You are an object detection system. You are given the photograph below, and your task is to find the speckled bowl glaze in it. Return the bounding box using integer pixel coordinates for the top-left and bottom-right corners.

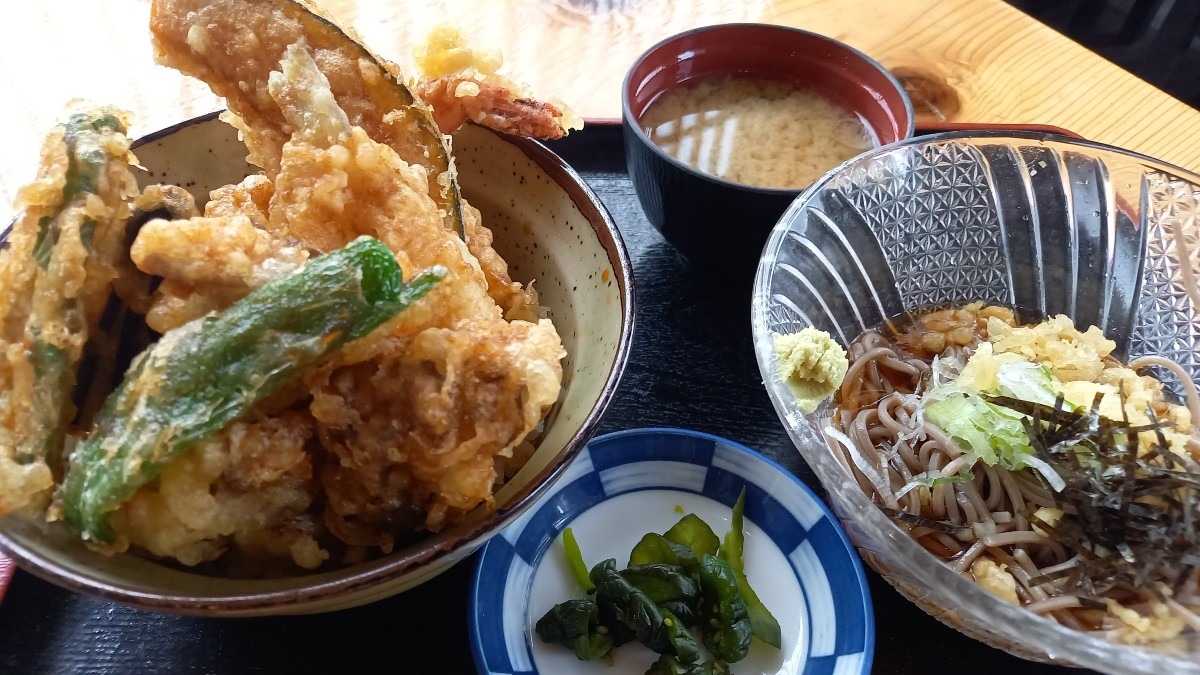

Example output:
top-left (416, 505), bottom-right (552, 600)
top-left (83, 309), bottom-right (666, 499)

top-left (0, 113), bottom-right (634, 616)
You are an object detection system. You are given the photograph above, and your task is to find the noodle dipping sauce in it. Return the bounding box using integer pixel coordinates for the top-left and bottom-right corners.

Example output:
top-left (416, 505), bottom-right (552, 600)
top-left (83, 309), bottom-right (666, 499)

top-left (622, 24), bottom-right (914, 276)
top-left (641, 76), bottom-right (877, 190)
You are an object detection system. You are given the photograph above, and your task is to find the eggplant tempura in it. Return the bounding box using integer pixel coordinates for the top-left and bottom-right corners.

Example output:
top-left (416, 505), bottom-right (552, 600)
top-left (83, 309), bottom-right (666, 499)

top-left (0, 0), bottom-right (569, 574)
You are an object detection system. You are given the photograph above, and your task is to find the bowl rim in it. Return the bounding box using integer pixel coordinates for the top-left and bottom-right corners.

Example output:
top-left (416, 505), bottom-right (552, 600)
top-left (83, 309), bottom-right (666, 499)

top-left (0, 112), bottom-right (637, 615)
top-left (620, 22), bottom-right (918, 196)
top-left (750, 131), bottom-right (1200, 672)
top-left (467, 425), bottom-right (876, 675)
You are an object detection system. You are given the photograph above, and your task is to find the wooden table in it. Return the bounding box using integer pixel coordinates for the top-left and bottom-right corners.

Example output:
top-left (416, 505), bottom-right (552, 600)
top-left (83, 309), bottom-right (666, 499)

top-left (3, 0), bottom-right (1200, 212)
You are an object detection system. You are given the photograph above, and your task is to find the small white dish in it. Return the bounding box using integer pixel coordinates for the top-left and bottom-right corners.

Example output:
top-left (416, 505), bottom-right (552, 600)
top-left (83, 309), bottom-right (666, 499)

top-left (469, 427), bottom-right (874, 675)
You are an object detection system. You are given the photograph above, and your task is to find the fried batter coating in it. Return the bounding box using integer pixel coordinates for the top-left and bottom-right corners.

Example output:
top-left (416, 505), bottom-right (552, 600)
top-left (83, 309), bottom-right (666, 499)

top-left (135, 184), bottom-right (199, 220)
top-left (413, 24), bottom-right (582, 139)
top-left (109, 412), bottom-right (325, 569)
top-left (113, 185), bottom-right (200, 316)
top-left (462, 202), bottom-right (541, 322)
top-left (268, 45), bottom-right (565, 548)
top-left (267, 45), bottom-right (500, 326)
top-left (149, 0), bottom-right (462, 235)
top-left (133, 215), bottom-right (307, 291)
top-left (416, 75), bottom-right (573, 140)
top-left (312, 319), bottom-right (564, 547)
top-left (131, 177), bottom-right (308, 333)
top-left (0, 106), bottom-right (139, 514)
top-left (85, 42), bottom-right (564, 567)
top-left (204, 174), bottom-right (274, 227)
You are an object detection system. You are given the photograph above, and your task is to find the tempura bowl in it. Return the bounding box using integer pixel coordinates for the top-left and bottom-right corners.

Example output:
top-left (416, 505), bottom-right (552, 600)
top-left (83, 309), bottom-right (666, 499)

top-left (0, 113), bottom-right (634, 615)
top-left (751, 131), bottom-right (1200, 673)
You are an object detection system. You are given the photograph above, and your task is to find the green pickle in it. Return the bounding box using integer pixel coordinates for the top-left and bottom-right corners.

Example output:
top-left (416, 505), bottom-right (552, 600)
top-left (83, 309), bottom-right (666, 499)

top-left (542, 493), bottom-right (780, 670)
top-left (591, 558), bottom-right (672, 654)
top-left (664, 514), bottom-right (720, 558)
top-left (719, 488), bottom-right (782, 648)
top-left (61, 236), bottom-right (444, 542)
top-left (698, 553), bottom-right (753, 663)
top-left (533, 598), bottom-right (613, 661)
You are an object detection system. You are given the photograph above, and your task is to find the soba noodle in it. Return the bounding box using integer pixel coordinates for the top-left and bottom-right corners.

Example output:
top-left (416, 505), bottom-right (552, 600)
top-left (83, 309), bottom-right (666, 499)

top-left (827, 303), bottom-right (1200, 645)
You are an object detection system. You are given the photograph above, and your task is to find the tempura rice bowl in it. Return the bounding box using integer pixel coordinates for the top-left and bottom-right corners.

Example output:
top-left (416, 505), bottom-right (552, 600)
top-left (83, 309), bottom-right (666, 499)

top-left (0, 113), bottom-right (633, 616)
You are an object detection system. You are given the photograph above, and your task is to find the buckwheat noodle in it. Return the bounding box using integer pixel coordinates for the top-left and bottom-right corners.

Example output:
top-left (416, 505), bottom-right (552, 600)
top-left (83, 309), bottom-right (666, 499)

top-left (828, 314), bottom-right (1200, 640)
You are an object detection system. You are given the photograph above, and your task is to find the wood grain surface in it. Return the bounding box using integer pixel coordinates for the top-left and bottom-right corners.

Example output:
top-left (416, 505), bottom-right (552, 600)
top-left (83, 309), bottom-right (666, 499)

top-left (2, 0), bottom-right (1200, 215)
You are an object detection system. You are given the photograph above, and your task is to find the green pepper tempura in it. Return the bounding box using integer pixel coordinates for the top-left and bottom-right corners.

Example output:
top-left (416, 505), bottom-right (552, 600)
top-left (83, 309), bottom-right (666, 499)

top-left (62, 237), bottom-right (445, 542)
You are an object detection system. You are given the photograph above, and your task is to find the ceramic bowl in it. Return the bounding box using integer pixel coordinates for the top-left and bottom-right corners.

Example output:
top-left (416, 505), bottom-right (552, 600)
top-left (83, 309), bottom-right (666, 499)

top-left (0, 113), bottom-right (635, 616)
top-left (751, 131), bottom-right (1200, 673)
top-left (470, 427), bottom-right (874, 675)
top-left (622, 23), bottom-right (914, 278)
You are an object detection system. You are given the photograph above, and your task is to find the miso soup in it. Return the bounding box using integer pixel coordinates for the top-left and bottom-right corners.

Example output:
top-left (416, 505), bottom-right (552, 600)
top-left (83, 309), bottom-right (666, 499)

top-left (641, 76), bottom-right (876, 190)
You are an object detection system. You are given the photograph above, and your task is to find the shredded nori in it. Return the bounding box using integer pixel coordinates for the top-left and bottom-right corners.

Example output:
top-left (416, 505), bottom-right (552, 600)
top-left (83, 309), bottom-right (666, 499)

top-left (880, 507), bottom-right (974, 537)
top-left (986, 391), bottom-right (1200, 597)
top-left (880, 388), bottom-right (1200, 602)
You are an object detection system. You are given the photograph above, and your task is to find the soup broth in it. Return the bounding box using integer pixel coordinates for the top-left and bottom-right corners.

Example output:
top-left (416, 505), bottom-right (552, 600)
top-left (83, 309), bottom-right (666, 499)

top-left (641, 76), bottom-right (876, 190)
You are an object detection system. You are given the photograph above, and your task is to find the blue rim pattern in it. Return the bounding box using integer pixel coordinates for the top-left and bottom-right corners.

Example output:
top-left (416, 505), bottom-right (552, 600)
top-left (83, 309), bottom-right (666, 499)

top-left (469, 427), bottom-right (874, 675)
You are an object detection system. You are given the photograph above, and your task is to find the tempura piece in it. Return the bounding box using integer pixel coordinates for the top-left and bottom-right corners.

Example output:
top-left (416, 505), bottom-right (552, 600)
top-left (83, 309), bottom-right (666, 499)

top-left (149, 0), bottom-right (464, 235)
top-left (414, 24), bottom-right (582, 139)
top-left (63, 236), bottom-right (443, 544)
top-left (130, 176), bottom-right (308, 333)
top-left (268, 44), bottom-right (565, 548)
top-left (109, 412), bottom-right (324, 569)
top-left (133, 216), bottom-right (306, 289)
top-left (113, 185), bottom-right (200, 316)
top-left (0, 106), bottom-right (139, 514)
top-left (462, 203), bottom-right (541, 322)
top-left (312, 320), bottom-right (565, 544)
top-left (132, 213), bottom-right (308, 332)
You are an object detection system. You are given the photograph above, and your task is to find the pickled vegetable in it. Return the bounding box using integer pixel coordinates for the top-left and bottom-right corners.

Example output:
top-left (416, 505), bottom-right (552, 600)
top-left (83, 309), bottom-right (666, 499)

top-left (718, 488), bottom-right (781, 648)
top-left (621, 564), bottom-right (700, 606)
top-left (698, 554), bottom-right (752, 663)
top-left (592, 558), bottom-right (672, 654)
top-left (538, 495), bottom-right (779, 669)
top-left (665, 514), bottom-right (720, 558)
top-left (563, 527), bottom-right (594, 592)
top-left (660, 606), bottom-right (700, 664)
top-left (630, 532), bottom-right (698, 573)
top-left (534, 598), bottom-right (613, 661)
top-left (646, 655), bottom-right (731, 675)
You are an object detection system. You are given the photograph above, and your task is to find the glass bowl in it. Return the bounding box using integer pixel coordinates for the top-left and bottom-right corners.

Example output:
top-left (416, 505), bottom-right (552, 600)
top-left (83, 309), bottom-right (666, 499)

top-left (751, 131), bottom-right (1200, 673)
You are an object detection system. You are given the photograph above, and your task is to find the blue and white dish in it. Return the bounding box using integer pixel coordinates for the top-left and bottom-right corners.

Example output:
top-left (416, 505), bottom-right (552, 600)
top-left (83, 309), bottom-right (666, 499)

top-left (469, 427), bottom-right (874, 675)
